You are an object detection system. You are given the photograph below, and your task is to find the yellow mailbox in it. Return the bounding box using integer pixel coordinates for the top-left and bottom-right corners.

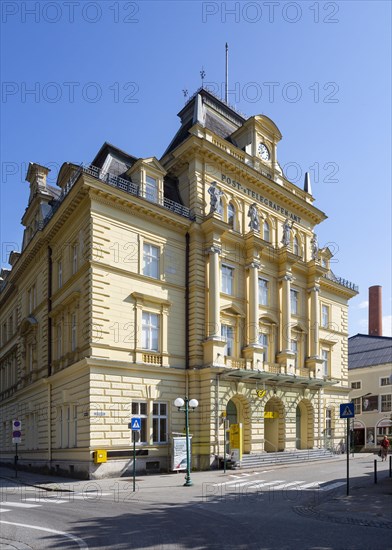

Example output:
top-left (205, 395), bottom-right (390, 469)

top-left (94, 449), bottom-right (107, 464)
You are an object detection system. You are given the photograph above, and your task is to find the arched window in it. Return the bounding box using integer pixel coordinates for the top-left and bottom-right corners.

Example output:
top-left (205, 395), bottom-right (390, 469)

top-left (293, 236), bottom-right (300, 256)
top-left (228, 202), bottom-right (235, 228)
top-left (263, 221), bottom-right (270, 242)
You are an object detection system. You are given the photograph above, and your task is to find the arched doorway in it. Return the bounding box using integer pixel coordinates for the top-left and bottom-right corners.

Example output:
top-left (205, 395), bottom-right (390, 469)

top-left (296, 400), bottom-right (314, 449)
top-left (264, 397), bottom-right (285, 452)
top-left (225, 396), bottom-right (251, 453)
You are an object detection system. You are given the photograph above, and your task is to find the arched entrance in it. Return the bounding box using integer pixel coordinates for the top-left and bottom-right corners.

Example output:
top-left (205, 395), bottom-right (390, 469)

top-left (264, 397), bottom-right (285, 452)
top-left (225, 396), bottom-right (251, 453)
top-left (296, 400), bottom-right (314, 449)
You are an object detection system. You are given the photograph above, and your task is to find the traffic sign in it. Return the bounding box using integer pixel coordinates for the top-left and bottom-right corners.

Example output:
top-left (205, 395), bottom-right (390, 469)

top-left (340, 403), bottom-right (355, 418)
top-left (12, 420), bottom-right (22, 444)
top-left (130, 418), bottom-right (141, 431)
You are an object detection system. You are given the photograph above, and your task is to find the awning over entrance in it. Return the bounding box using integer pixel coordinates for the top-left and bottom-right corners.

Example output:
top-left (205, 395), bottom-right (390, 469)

top-left (216, 367), bottom-right (339, 388)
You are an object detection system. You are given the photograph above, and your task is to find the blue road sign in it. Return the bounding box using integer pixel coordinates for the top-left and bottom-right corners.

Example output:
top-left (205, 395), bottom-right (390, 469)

top-left (130, 418), bottom-right (141, 431)
top-left (340, 403), bottom-right (355, 418)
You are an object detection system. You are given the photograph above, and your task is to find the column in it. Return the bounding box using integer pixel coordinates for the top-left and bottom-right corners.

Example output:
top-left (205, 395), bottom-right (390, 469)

top-left (246, 261), bottom-right (260, 346)
top-left (281, 274), bottom-right (293, 352)
top-left (206, 245), bottom-right (221, 339)
top-left (309, 285), bottom-right (320, 358)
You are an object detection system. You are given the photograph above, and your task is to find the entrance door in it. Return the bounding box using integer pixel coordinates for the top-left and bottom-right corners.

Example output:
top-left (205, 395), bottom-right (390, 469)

top-left (226, 400), bottom-right (238, 454)
top-left (296, 405), bottom-right (301, 449)
top-left (264, 397), bottom-right (284, 452)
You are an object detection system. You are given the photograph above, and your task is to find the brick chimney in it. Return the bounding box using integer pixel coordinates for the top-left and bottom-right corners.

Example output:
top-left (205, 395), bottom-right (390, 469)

top-left (369, 285), bottom-right (382, 336)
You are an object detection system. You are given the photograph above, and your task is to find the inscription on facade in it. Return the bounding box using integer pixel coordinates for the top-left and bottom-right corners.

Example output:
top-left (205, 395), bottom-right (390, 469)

top-left (220, 173), bottom-right (302, 223)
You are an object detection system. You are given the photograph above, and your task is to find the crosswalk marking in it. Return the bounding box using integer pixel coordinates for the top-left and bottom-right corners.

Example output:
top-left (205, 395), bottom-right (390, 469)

top-left (24, 498), bottom-right (69, 504)
top-left (211, 478), bottom-right (343, 492)
top-left (0, 502), bottom-right (41, 508)
top-left (0, 509), bottom-right (11, 513)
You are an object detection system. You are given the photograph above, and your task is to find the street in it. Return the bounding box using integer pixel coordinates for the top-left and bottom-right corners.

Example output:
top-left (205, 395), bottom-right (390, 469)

top-left (1, 455), bottom-right (391, 549)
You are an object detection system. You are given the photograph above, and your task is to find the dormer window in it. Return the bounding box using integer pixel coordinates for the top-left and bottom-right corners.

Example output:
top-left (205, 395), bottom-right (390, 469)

top-left (145, 175), bottom-right (158, 203)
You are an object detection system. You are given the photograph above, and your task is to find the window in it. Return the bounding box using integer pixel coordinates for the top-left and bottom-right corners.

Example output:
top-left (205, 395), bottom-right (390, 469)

top-left (217, 197), bottom-right (223, 216)
top-left (145, 175), bottom-right (158, 203)
top-left (57, 405), bottom-right (77, 449)
top-left (228, 203), bottom-right (235, 228)
top-left (71, 313), bottom-right (77, 352)
top-left (142, 312), bottom-right (159, 351)
top-left (143, 243), bottom-right (160, 279)
top-left (28, 343), bottom-right (33, 372)
top-left (58, 261), bottom-right (63, 289)
top-left (380, 377), bottom-right (392, 387)
top-left (351, 381), bottom-right (361, 390)
top-left (325, 409), bottom-right (332, 437)
top-left (153, 402), bottom-right (167, 443)
top-left (72, 406), bottom-right (78, 448)
top-left (131, 402), bottom-right (148, 443)
top-left (291, 339), bottom-right (298, 368)
top-left (259, 332), bottom-right (269, 362)
top-left (57, 407), bottom-right (63, 448)
top-left (263, 221), bottom-right (270, 242)
top-left (321, 349), bottom-right (329, 377)
top-left (290, 289), bottom-right (299, 315)
top-left (352, 397), bottom-right (361, 415)
top-left (57, 324), bottom-right (62, 359)
top-left (381, 394), bottom-right (391, 412)
top-left (72, 244), bottom-right (78, 275)
top-left (293, 236), bottom-right (300, 256)
top-left (28, 285), bottom-right (36, 314)
top-left (221, 324), bottom-right (234, 356)
top-left (258, 278), bottom-right (269, 306)
top-left (321, 305), bottom-right (329, 328)
top-left (2, 323), bottom-right (7, 345)
top-left (221, 265), bottom-right (234, 295)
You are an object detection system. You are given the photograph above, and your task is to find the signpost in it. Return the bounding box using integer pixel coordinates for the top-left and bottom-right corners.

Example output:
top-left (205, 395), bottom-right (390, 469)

top-left (12, 420), bottom-right (21, 478)
top-left (340, 403), bottom-right (355, 496)
top-left (128, 418), bottom-right (141, 492)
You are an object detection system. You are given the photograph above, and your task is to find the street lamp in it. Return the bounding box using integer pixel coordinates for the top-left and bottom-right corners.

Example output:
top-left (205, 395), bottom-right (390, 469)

top-left (174, 396), bottom-right (199, 486)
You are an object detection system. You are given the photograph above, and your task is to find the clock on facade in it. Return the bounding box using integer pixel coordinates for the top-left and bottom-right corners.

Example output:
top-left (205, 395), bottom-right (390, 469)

top-left (258, 142), bottom-right (270, 161)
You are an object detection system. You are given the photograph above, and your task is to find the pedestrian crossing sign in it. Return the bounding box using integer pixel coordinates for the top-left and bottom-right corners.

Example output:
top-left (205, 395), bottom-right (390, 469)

top-left (340, 403), bottom-right (355, 418)
top-left (130, 418), bottom-right (141, 431)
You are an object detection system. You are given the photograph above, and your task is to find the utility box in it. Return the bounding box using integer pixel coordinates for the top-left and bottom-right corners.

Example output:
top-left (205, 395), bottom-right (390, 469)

top-left (94, 450), bottom-right (107, 464)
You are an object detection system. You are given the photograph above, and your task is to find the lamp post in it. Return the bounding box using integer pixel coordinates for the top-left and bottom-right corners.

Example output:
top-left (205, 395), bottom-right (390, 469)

top-left (174, 396), bottom-right (199, 486)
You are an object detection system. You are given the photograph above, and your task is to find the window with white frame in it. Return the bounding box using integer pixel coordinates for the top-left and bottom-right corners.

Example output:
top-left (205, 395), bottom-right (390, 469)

top-left (57, 405), bottom-right (77, 449)
top-left (351, 381), bottom-right (361, 389)
top-left (381, 394), bottom-right (391, 412)
top-left (72, 244), bottom-right (78, 275)
top-left (321, 349), bottom-right (329, 376)
top-left (258, 278), bottom-right (269, 306)
top-left (143, 243), bottom-right (160, 279)
top-left (57, 323), bottom-right (62, 359)
top-left (228, 202), bottom-right (235, 228)
top-left (221, 324), bottom-right (234, 356)
top-left (71, 313), bottom-right (77, 352)
top-left (152, 402), bottom-right (167, 443)
top-left (352, 397), bottom-right (361, 415)
top-left (321, 305), bottom-right (329, 328)
top-left (290, 289), bottom-right (299, 315)
top-left (380, 377), bottom-right (392, 387)
top-left (28, 284), bottom-right (36, 314)
top-left (291, 339), bottom-right (298, 368)
top-left (221, 265), bottom-right (234, 295)
top-left (293, 236), bottom-right (300, 256)
top-left (145, 175), bottom-right (158, 203)
top-left (58, 261), bottom-right (63, 289)
top-left (263, 221), bottom-right (270, 242)
top-left (142, 312), bottom-right (159, 351)
top-left (131, 401), bottom-right (148, 443)
top-left (259, 332), bottom-right (269, 362)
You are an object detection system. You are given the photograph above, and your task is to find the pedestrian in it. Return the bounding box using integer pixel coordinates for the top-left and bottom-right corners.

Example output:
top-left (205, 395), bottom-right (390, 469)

top-left (380, 435), bottom-right (390, 461)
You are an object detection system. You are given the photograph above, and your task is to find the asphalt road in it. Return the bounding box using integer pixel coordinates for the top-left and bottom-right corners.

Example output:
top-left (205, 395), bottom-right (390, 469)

top-left (0, 456), bottom-right (390, 549)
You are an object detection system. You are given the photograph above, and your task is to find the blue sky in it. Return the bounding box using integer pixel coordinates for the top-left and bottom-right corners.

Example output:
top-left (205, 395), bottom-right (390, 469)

top-left (1, 0), bottom-right (391, 336)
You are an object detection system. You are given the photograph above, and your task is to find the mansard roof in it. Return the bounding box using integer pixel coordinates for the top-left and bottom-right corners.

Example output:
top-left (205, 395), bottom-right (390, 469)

top-left (348, 334), bottom-right (392, 369)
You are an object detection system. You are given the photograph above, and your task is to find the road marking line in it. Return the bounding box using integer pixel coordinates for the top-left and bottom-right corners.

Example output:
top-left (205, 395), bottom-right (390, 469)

top-left (271, 481), bottom-right (305, 490)
top-left (0, 509), bottom-right (11, 513)
top-left (24, 498), bottom-right (69, 504)
top-left (247, 480), bottom-right (285, 488)
top-left (297, 482), bottom-right (321, 489)
top-left (0, 502), bottom-right (41, 508)
top-left (319, 481), bottom-right (346, 491)
top-left (0, 521), bottom-right (88, 549)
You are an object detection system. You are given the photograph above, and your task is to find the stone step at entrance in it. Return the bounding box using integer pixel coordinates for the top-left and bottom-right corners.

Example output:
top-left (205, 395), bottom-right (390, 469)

top-left (234, 448), bottom-right (339, 469)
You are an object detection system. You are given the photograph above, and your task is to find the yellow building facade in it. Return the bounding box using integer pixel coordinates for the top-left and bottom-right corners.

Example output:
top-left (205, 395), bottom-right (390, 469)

top-left (0, 89), bottom-right (358, 477)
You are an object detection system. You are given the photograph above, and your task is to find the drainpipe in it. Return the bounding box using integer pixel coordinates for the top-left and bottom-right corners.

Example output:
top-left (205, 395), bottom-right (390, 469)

top-left (185, 232), bottom-right (190, 396)
top-left (47, 381), bottom-right (52, 463)
top-left (318, 388), bottom-right (322, 448)
top-left (216, 374), bottom-right (220, 461)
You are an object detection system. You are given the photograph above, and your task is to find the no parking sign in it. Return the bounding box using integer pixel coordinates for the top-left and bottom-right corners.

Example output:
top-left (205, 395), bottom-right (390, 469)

top-left (12, 419), bottom-right (22, 444)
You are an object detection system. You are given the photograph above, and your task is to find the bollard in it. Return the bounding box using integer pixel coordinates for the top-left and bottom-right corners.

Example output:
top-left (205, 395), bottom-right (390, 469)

top-left (374, 459), bottom-right (377, 484)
